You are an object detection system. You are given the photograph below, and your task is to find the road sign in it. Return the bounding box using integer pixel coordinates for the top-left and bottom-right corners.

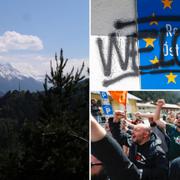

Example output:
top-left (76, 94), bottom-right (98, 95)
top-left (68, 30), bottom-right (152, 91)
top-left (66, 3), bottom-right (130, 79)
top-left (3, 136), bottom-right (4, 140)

top-left (100, 91), bottom-right (108, 100)
top-left (102, 104), bottom-right (113, 116)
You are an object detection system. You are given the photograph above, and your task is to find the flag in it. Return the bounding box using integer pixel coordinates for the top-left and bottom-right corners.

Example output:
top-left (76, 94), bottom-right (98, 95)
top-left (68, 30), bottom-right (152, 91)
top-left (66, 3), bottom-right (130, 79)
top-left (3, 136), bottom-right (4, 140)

top-left (137, 0), bottom-right (180, 89)
top-left (108, 91), bottom-right (127, 106)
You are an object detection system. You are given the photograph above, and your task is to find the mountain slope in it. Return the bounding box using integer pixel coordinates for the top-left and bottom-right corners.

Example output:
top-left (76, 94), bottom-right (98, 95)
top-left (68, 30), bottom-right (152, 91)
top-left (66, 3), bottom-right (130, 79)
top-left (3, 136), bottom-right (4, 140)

top-left (0, 63), bottom-right (43, 92)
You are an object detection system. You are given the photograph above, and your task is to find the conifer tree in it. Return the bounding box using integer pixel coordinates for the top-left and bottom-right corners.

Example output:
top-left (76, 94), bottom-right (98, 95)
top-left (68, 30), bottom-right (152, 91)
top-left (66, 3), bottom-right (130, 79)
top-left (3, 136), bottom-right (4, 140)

top-left (39, 49), bottom-right (88, 178)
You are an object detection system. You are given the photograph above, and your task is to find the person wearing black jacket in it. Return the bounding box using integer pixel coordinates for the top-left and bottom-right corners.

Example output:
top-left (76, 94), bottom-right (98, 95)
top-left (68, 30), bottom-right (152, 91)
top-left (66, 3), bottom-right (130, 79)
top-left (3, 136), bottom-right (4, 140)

top-left (91, 115), bottom-right (168, 180)
top-left (134, 112), bottom-right (170, 154)
top-left (107, 110), bottom-right (130, 146)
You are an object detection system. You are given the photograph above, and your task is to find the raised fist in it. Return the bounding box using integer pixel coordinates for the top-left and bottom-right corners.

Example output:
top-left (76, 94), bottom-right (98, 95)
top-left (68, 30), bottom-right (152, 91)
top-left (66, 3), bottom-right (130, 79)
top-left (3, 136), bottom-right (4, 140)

top-left (135, 112), bottom-right (142, 117)
top-left (156, 99), bottom-right (165, 107)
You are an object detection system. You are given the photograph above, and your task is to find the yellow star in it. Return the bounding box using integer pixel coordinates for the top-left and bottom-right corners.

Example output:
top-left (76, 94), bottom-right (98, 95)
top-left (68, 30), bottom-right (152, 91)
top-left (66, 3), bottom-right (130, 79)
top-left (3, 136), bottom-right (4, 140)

top-left (143, 38), bottom-right (156, 47)
top-left (150, 13), bottom-right (158, 25)
top-left (166, 72), bottom-right (177, 84)
top-left (162, 0), bottom-right (173, 9)
top-left (150, 56), bottom-right (159, 64)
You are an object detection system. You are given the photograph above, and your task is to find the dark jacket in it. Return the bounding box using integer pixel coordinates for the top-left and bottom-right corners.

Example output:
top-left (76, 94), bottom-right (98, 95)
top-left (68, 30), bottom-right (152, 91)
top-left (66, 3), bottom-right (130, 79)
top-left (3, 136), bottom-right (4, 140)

top-left (108, 117), bottom-right (121, 144)
top-left (108, 117), bottom-right (130, 146)
top-left (121, 133), bottom-right (169, 180)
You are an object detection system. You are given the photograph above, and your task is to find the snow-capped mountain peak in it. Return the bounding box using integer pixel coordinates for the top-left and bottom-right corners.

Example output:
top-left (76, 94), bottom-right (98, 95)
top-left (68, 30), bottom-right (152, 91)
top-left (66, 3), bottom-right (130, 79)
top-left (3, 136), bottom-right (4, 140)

top-left (0, 63), bottom-right (43, 92)
top-left (0, 63), bottom-right (23, 80)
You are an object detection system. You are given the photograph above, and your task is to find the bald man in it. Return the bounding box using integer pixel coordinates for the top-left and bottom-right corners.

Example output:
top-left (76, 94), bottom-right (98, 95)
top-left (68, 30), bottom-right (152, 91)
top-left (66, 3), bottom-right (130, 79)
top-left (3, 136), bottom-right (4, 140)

top-left (91, 116), bottom-right (168, 180)
top-left (134, 112), bottom-right (169, 154)
top-left (131, 124), bottom-right (151, 145)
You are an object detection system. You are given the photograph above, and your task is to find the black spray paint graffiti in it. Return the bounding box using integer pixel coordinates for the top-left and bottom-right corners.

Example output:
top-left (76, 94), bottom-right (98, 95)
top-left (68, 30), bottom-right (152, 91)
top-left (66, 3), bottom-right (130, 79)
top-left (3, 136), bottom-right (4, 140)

top-left (97, 35), bottom-right (139, 87)
top-left (96, 16), bottom-right (180, 87)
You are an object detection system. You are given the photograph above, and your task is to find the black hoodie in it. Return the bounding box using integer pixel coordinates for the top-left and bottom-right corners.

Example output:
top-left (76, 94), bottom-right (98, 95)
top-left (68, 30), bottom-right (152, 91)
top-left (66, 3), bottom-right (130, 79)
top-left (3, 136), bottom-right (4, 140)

top-left (119, 132), bottom-right (169, 180)
top-left (92, 133), bottom-right (168, 180)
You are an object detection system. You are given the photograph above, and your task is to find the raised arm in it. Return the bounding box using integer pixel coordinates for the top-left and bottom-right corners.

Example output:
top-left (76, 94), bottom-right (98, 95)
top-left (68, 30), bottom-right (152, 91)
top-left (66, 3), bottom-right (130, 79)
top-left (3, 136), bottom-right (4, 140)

top-left (91, 115), bottom-right (140, 180)
top-left (153, 99), bottom-right (166, 129)
top-left (91, 115), bottom-right (106, 142)
top-left (135, 112), bottom-right (154, 119)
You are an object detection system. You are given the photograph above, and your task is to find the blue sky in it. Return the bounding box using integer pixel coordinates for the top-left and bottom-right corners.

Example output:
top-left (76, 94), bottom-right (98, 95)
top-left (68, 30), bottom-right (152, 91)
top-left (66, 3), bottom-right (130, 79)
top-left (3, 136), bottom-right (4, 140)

top-left (0, 0), bottom-right (88, 80)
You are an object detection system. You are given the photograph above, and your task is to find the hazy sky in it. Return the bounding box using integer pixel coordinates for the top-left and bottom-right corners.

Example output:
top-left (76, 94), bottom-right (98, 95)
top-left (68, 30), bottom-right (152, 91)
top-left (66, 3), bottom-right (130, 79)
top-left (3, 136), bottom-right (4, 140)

top-left (0, 0), bottom-right (88, 80)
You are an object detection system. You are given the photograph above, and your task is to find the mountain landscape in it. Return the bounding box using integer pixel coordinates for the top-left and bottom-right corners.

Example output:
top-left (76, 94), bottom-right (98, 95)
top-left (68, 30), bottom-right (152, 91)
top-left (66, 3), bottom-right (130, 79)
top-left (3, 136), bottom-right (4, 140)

top-left (0, 50), bottom-right (89, 179)
top-left (0, 63), bottom-right (43, 93)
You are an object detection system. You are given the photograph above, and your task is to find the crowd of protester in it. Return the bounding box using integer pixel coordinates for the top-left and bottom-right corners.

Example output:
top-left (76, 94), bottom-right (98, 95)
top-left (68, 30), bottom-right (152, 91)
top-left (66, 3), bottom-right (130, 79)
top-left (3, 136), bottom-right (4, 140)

top-left (91, 99), bottom-right (180, 180)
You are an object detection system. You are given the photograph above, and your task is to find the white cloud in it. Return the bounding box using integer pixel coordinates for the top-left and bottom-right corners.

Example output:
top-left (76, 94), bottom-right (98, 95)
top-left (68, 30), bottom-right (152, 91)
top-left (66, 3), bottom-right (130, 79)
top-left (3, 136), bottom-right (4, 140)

top-left (0, 31), bottom-right (43, 52)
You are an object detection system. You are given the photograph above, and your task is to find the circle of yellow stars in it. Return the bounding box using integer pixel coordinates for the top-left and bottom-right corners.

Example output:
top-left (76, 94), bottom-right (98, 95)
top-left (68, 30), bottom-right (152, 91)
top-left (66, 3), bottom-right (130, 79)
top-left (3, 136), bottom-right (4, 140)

top-left (141, 0), bottom-right (177, 85)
